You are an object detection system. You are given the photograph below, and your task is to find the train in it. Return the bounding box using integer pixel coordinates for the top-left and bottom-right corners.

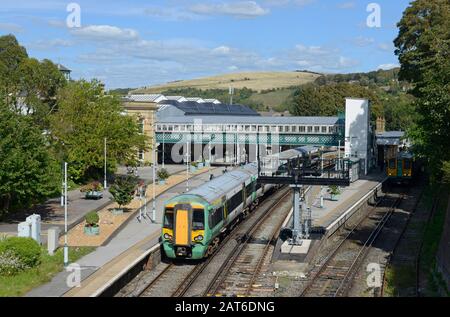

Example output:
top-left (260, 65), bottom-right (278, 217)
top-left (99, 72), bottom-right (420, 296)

top-left (386, 151), bottom-right (414, 184)
top-left (161, 146), bottom-right (322, 260)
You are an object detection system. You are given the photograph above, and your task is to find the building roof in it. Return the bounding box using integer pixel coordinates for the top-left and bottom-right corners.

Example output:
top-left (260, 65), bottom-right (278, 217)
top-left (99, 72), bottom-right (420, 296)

top-left (125, 94), bottom-right (167, 103)
top-left (56, 63), bottom-right (71, 72)
top-left (185, 97), bottom-right (206, 103)
top-left (158, 114), bottom-right (340, 125)
top-left (376, 131), bottom-right (406, 146)
top-left (203, 99), bottom-right (221, 104)
top-left (158, 100), bottom-right (260, 116)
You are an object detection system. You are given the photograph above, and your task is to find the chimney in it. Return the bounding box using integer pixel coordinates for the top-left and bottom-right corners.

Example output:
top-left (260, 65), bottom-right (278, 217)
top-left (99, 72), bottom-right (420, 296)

top-left (376, 117), bottom-right (386, 133)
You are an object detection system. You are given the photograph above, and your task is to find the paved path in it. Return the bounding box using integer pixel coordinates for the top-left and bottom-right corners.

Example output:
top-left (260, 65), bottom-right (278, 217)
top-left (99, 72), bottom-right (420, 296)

top-left (0, 165), bottom-right (188, 237)
top-left (26, 166), bottom-right (225, 297)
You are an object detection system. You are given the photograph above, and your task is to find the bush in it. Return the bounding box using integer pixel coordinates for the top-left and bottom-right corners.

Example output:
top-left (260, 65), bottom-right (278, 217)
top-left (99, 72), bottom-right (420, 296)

top-left (157, 168), bottom-right (170, 181)
top-left (109, 176), bottom-right (137, 208)
top-left (0, 250), bottom-right (29, 276)
top-left (80, 181), bottom-right (103, 193)
top-left (0, 237), bottom-right (41, 268)
top-left (85, 211), bottom-right (99, 227)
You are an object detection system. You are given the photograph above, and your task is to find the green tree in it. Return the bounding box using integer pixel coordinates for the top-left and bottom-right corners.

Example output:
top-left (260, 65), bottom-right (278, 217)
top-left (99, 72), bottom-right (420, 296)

top-left (50, 80), bottom-right (148, 182)
top-left (109, 176), bottom-right (137, 209)
top-left (0, 102), bottom-right (59, 217)
top-left (394, 0), bottom-right (450, 179)
top-left (289, 83), bottom-right (384, 121)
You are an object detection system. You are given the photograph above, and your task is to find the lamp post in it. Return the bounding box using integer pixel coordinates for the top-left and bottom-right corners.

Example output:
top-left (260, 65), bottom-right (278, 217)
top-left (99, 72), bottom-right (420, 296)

top-left (104, 137), bottom-right (107, 189)
top-left (186, 138), bottom-right (190, 192)
top-left (63, 162), bottom-right (69, 267)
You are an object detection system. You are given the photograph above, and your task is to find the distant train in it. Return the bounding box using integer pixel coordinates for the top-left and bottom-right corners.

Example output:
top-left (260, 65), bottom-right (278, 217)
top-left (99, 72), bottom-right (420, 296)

top-left (387, 151), bottom-right (414, 184)
top-left (161, 146), bottom-right (320, 260)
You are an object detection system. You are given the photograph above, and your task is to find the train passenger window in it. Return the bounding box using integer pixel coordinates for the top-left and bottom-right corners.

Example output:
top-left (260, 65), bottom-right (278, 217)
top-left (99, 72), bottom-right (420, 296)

top-left (209, 207), bottom-right (224, 229)
top-left (228, 191), bottom-right (243, 212)
top-left (192, 209), bottom-right (204, 230)
top-left (404, 160), bottom-right (411, 170)
top-left (163, 209), bottom-right (174, 229)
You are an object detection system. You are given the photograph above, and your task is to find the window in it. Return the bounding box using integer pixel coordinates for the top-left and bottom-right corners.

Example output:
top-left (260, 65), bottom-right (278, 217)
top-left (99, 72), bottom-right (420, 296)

top-left (307, 126), bottom-right (313, 133)
top-left (285, 126), bottom-right (290, 133)
top-left (192, 209), bottom-right (204, 230)
top-left (314, 126), bottom-right (320, 133)
top-left (292, 126), bottom-right (297, 133)
top-left (389, 159), bottom-right (396, 169)
top-left (251, 125), bottom-right (257, 132)
top-left (278, 126), bottom-right (284, 133)
top-left (404, 159), bottom-right (411, 170)
top-left (209, 207), bottom-right (224, 229)
top-left (163, 208), bottom-right (174, 229)
top-left (228, 191), bottom-right (243, 212)
top-left (139, 118), bottom-right (145, 134)
top-left (328, 126), bottom-right (334, 133)
top-left (299, 126), bottom-right (306, 133)
top-left (138, 150), bottom-right (144, 161)
top-left (321, 126), bottom-right (327, 133)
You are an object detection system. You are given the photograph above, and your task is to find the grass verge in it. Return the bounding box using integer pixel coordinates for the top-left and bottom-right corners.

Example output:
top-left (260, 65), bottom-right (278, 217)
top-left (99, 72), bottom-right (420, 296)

top-left (0, 246), bottom-right (94, 297)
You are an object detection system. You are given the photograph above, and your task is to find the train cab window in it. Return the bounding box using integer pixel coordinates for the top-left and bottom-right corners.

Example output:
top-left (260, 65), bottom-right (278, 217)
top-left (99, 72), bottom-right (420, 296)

top-left (192, 209), bottom-right (204, 230)
top-left (163, 208), bottom-right (174, 229)
top-left (404, 160), bottom-right (411, 170)
top-left (389, 159), bottom-right (396, 169)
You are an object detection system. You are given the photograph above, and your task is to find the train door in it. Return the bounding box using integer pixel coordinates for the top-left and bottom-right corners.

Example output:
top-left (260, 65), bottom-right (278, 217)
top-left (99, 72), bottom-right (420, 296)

top-left (397, 159), bottom-right (403, 177)
top-left (174, 204), bottom-right (192, 246)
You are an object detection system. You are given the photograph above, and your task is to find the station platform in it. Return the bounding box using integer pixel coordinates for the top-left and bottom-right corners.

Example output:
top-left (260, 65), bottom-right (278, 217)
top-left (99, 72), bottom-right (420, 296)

top-left (275, 171), bottom-right (386, 261)
top-left (26, 167), bottom-right (226, 297)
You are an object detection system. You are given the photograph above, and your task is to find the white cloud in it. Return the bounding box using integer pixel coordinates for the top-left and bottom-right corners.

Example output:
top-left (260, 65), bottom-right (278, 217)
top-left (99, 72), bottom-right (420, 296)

top-left (189, 1), bottom-right (270, 18)
top-left (0, 22), bottom-right (24, 33)
top-left (378, 42), bottom-right (394, 52)
top-left (337, 1), bottom-right (356, 9)
top-left (70, 25), bottom-right (139, 41)
top-left (29, 39), bottom-right (74, 50)
top-left (353, 36), bottom-right (375, 47)
top-left (377, 63), bottom-right (399, 70)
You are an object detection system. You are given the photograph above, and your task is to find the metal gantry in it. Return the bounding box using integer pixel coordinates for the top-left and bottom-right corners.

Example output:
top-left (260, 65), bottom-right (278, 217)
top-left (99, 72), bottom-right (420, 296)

top-left (258, 153), bottom-right (350, 245)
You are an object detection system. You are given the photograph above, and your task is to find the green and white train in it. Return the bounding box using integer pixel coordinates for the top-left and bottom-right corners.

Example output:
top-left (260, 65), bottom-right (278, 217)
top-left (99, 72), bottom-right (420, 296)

top-left (161, 146), bottom-right (319, 260)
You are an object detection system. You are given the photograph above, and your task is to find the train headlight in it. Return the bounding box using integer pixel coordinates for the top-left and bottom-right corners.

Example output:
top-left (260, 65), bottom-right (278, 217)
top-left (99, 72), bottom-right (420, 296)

top-left (194, 235), bottom-right (204, 242)
top-left (164, 233), bottom-right (173, 240)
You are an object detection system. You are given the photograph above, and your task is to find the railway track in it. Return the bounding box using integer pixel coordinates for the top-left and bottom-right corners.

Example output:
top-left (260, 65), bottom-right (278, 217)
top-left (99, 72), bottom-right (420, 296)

top-left (131, 187), bottom-right (291, 297)
top-left (300, 192), bottom-right (404, 297)
top-left (203, 190), bottom-right (292, 297)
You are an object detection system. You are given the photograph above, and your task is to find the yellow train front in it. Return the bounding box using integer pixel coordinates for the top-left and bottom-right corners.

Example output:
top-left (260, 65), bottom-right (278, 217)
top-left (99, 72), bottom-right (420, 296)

top-left (387, 152), bottom-right (414, 184)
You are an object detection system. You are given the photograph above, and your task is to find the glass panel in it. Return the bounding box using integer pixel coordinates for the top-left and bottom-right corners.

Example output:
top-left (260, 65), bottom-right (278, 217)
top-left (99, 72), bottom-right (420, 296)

top-left (163, 209), bottom-right (174, 229)
top-left (192, 209), bottom-right (204, 230)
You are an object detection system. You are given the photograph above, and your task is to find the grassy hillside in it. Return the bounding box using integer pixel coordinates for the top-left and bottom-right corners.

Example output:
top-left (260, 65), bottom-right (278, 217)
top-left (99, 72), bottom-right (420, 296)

top-left (132, 71), bottom-right (320, 93)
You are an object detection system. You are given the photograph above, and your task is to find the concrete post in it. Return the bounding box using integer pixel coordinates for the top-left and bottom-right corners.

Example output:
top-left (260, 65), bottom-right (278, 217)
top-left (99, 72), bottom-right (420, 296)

top-left (47, 227), bottom-right (60, 255)
top-left (292, 185), bottom-right (303, 244)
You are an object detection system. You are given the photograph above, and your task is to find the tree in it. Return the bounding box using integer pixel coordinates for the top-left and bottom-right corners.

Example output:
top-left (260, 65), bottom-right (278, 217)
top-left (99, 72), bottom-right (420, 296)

top-left (394, 0), bottom-right (450, 179)
top-left (289, 83), bottom-right (384, 121)
top-left (49, 80), bottom-right (148, 182)
top-left (0, 102), bottom-right (59, 217)
top-left (0, 35), bottom-right (66, 127)
top-left (109, 176), bottom-right (137, 209)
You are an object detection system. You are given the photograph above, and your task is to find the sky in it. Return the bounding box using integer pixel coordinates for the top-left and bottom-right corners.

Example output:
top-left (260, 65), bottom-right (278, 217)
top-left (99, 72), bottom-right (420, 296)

top-left (0, 0), bottom-right (412, 89)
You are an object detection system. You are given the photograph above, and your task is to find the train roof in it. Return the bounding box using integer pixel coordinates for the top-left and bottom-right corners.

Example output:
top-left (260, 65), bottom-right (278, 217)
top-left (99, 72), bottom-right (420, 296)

top-left (186, 164), bottom-right (257, 204)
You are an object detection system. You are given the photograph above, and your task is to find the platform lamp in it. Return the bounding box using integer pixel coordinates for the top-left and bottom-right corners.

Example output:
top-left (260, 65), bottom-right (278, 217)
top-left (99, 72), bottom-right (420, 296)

top-left (63, 162), bottom-right (69, 267)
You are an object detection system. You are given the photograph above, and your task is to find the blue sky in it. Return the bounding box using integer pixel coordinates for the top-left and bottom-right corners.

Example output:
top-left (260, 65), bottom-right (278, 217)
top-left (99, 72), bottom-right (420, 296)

top-left (0, 0), bottom-right (412, 89)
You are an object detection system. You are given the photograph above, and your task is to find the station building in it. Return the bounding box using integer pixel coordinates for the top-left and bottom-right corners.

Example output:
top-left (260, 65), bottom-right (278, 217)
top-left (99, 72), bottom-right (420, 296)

top-left (122, 94), bottom-right (377, 175)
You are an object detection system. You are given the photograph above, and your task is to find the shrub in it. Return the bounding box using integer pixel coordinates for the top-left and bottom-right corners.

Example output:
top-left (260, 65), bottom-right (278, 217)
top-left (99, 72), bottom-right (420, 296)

top-left (328, 185), bottom-right (341, 196)
top-left (80, 181), bottom-right (103, 193)
top-left (109, 176), bottom-right (137, 208)
top-left (0, 250), bottom-right (29, 276)
top-left (0, 237), bottom-right (41, 268)
top-left (157, 168), bottom-right (170, 181)
top-left (85, 211), bottom-right (99, 227)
